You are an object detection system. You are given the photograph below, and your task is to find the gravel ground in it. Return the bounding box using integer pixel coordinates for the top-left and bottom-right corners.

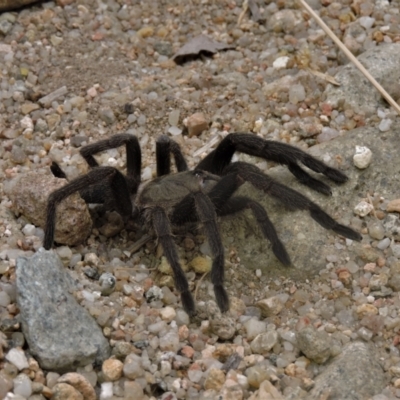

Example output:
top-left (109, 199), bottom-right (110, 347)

top-left (1, 0), bottom-right (400, 399)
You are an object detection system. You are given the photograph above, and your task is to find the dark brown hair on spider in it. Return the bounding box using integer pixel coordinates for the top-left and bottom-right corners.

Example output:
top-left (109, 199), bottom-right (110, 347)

top-left (44, 132), bottom-right (362, 316)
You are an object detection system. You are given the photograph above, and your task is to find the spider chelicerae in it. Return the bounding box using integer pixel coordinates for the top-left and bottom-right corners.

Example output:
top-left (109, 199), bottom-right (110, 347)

top-left (44, 132), bottom-right (362, 316)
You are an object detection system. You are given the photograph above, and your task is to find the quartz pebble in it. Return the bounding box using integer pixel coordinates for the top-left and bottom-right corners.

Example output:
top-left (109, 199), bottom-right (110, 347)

top-left (354, 201), bottom-right (374, 217)
top-left (5, 348), bottom-right (29, 370)
top-left (353, 146), bottom-right (372, 169)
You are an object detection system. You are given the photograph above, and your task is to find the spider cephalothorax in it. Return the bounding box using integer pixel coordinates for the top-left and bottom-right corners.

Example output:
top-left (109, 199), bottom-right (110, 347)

top-left (44, 132), bottom-right (361, 316)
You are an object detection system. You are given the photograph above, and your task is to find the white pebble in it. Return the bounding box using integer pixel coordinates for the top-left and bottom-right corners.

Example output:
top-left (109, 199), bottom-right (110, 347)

top-left (289, 84), bottom-right (305, 104)
top-left (20, 115), bottom-right (33, 130)
top-left (354, 201), bottom-right (374, 217)
top-left (353, 146), bottom-right (372, 169)
top-left (379, 118), bottom-right (392, 132)
top-left (141, 166), bottom-right (152, 181)
top-left (22, 223), bottom-right (36, 236)
top-left (377, 237), bottom-right (391, 250)
top-left (188, 368), bottom-right (203, 383)
top-left (100, 382), bottom-right (113, 400)
top-left (107, 157), bottom-right (118, 167)
top-left (255, 269), bottom-right (262, 278)
top-left (13, 373), bottom-right (32, 398)
top-left (359, 16), bottom-right (375, 29)
top-left (168, 126), bottom-right (182, 136)
top-left (272, 56), bottom-right (289, 69)
top-left (5, 348), bottom-right (29, 370)
top-left (168, 109), bottom-right (180, 126)
top-left (0, 291), bottom-right (11, 307)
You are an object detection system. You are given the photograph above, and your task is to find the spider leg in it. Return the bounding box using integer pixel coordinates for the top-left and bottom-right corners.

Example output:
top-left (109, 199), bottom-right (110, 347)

top-left (44, 167), bottom-right (132, 250)
top-left (50, 161), bottom-right (67, 179)
top-left (193, 192), bottom-right (229, 313)
top-left (167, 189), bottom-right (229, 312)
top-left (171, 173), bottom-right (290, 265)
top-left (197, 133), bottom-right (348, 195)
top-left (79, 133), bottom-right (142, 194)
top-left (224, 162), bottom-right (362, 241)
top-left (152, 206), bottom-right (195, 316)
top-left (219, 196), bottom-right (291, 265)
top-left (156, 135), bottom-right (188, 177)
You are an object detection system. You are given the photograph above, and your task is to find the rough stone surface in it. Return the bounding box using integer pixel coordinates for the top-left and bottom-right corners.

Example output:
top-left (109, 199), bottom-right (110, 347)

top-left (16, 249), bottom-right (110, 371)
top-left (296, 326), bottom-right (332, 364)
top-left (5, 170), bottom-right (92, 246)
top-left (222, 122), bottom-right (400, 280)
top-left (324, 43), bottom-right (400, 115)
top-left (309, 341), bottom-right (387, 399)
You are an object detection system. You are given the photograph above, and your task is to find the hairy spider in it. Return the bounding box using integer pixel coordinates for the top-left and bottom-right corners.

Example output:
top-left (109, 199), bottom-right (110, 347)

top-left (44, 133), bottom-right (361, 316)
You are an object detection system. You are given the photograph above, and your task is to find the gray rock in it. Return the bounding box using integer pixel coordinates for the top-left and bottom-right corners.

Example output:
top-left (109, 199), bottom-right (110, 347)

top-left (16, 249), bottom-right (110, 372)
top-left (221, 122), bottom-right (400, 280)
top-left (5, 169), bottom-right (92, 247)
top-left (324, 43), bottom-right (400, 115)
top-left (309, 341), bottom-right (387, 399)
top-left (296, 326), bottom-right (332, 364)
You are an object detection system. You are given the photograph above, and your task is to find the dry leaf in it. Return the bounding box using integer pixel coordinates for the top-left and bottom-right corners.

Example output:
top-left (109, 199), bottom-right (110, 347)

top-left (173, 35), bottom-right (234, 65)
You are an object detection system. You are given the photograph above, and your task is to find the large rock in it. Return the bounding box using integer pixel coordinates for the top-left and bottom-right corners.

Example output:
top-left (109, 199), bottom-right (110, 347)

top-left (309, 341), bottom-right (387, 399)
top-left (220, 122), bottom-right (400, 280)
top-left (5, 169), bottom-right (92, 247)
top-left (16, 249), bottom-right (110, 372)
top-left (324, 43), bottom-right (400, 115)
top-left (0, 0), bottom-right (41, 11)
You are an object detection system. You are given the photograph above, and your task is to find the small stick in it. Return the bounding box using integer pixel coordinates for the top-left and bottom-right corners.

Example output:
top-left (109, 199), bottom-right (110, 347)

top-left (194, 271), bottom-right (209, 301)
top-left (127, 234), bottom-right (152, 254)
top-left (298, 0), bottom-right (400, 115)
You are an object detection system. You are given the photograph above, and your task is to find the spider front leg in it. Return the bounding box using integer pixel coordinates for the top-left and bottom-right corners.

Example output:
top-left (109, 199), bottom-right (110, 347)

top-left (156, 135), bottom-right (188, 177)
top-left (44, 167), bottom-right (132, 250)
top-left (151, 207), bottom-right (195, 316)
top-left (197, 133), bottom-right (348, 195)
top-left (193, 192), bottom-right (229, 313)
top-left (80, 133), bottom-right (142, 194)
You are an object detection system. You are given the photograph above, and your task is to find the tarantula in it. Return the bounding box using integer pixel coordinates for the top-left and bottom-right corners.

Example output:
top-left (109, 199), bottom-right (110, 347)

top-left (44, 132), bottom-right (361, 316)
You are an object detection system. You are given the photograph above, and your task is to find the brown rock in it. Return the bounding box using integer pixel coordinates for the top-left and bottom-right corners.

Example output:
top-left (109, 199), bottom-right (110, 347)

top-left (204, 368), bottom-right (225, 391)
top-left (186, 112), bottom-right (208, 137)
top-left (51, 382), bottom-right (84, 400)
top-left (387, 199), bottom-right (400, 213)
top-left (5, 170), bottom-right (92, 246)
top-left (57, 373), bottom-right (96, 400)
top-left (102, 359), bottom-right (123, 381)
top-left (248, 380), bottom-right (284, 400)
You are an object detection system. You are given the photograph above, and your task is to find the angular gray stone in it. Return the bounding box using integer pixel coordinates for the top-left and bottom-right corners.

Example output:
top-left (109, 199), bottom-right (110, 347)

top-left (324, 43), bottom-right (400, 115)
top-left (309, 341), bottom-right (387, 399)
top-left (296, 326), bottom-right (332, 364)
top-left (220, 122), bottom-right (400, 280)
top-left (16, 249), bottom-right (110, 372)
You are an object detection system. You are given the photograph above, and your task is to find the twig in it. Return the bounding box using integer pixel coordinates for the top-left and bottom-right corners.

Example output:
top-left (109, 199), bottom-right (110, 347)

top-left (127, 234), bottom-right (152, 254)
top-left (194, 271), bottom-right (209, 301)
top-left (298, 0), bottom-right (400, 115)
top-left (237, 0), bottom-right (249, 26)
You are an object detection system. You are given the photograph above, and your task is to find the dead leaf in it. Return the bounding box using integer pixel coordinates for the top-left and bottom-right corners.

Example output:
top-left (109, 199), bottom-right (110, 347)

top-left (173, 35), bottom-right (234, 65)
top-left (306, 68), bottom-right (340, 86)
